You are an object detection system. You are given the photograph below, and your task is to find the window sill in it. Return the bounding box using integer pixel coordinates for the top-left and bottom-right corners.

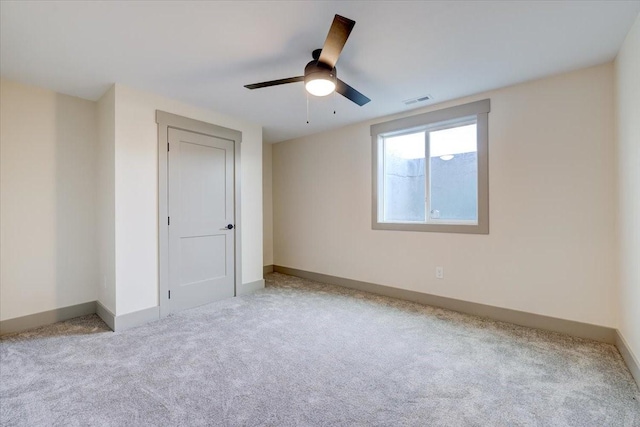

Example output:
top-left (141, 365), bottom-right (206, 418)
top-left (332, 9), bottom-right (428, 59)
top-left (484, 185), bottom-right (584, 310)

top-left (372, 221), bottom-right (488, 234)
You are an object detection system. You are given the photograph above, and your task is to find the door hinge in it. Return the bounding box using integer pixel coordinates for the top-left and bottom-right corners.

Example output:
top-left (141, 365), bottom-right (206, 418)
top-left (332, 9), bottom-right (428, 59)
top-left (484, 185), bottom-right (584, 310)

top-left (168, 290), bottom-right (171, 299)
top-left (168, 216), bottom-right (170, 225)
top-left (167, 143), bottom-right (170, 152)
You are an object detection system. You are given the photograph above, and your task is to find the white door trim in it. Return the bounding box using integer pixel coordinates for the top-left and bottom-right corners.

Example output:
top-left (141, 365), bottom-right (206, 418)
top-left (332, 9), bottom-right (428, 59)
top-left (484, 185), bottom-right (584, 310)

top-left (156, 110), bottom-right (242, 318)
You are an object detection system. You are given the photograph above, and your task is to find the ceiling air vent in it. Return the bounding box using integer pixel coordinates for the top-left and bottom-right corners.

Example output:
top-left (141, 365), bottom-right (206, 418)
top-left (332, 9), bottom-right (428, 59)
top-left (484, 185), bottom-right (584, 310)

top-left (403, 94), bottom-right (433, 106)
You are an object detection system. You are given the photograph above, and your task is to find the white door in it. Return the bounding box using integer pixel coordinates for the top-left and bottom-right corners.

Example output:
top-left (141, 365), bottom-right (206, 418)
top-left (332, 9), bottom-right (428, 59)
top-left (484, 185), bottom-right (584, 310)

top-left (168, 128), bottom-right (235, 312)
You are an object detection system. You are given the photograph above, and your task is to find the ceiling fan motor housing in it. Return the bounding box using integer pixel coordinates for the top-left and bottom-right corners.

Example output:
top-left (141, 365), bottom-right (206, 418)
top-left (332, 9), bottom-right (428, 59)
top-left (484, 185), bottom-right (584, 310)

top-left (304, 60), bottom-right (337, 88)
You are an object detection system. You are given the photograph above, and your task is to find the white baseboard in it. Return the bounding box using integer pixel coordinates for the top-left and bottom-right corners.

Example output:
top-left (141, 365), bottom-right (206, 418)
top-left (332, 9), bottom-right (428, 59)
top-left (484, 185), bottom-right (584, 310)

top-left (0, 300), bottom-right (160, 334)
top-left (2, 282), bottom-right (263, 335)
top-left (114, 306), bottom-right (160, 332)
top-left (238, 279), bottom-right (265, 296)
top-left (97, 302), bottom-right (161, 332)
top-left (95, 301), bottom-right (115, 331)
top-left (0, 302), bottom-right (96, 335)
top-left (616, 330), bottom-right (640, 389)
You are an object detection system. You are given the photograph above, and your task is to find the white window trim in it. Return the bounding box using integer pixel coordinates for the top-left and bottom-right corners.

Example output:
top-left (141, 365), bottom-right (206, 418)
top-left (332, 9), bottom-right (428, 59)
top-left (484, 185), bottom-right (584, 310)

top-left (371, 99), bottom-right (490, 234)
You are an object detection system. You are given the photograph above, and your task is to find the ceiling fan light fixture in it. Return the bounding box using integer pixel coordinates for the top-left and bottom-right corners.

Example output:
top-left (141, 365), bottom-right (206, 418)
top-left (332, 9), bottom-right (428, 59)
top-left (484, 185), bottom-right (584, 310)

top-left (305, 77), bottom-right (336, 97)
top-left (304, 61), bottom-right (336, 97)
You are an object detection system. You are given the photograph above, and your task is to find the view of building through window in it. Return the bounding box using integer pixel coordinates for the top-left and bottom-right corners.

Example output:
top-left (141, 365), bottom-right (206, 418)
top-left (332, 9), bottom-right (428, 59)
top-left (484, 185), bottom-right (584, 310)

top-left (382, 123), bottom-right (478, 223)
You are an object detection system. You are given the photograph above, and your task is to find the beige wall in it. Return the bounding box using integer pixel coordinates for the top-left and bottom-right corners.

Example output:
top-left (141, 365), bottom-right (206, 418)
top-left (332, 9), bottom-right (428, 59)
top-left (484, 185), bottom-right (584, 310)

top-left (113, 84), bottom-right (264, 316)
top-left (0, 79), bottom-right (264, 320)
top-left (0, 79), bottom-right (98, 320)
top-left (96, 85), bottom-right (116, 314)
top-left (273, 63), bottom-right (617, 327)
top-left (263, 141), bottom-right (274, 266)
top-left (615, 14), bottom-right (640, 363)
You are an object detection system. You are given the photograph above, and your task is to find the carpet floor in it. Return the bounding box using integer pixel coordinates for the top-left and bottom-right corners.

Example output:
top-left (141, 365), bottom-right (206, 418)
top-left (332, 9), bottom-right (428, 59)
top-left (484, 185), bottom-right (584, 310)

top-left (1, 272), bottom-right (639, 426)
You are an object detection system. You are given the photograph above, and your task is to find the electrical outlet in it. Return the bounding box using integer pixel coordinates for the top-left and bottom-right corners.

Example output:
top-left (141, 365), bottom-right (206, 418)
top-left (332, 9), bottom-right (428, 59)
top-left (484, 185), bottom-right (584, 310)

top-left (436, 267), bottom-right (444, 279)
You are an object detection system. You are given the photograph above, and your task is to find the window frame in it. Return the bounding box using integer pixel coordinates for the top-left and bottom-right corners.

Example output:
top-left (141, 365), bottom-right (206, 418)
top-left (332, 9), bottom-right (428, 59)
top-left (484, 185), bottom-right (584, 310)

top-left (371, 99), bottom-right (490, 234)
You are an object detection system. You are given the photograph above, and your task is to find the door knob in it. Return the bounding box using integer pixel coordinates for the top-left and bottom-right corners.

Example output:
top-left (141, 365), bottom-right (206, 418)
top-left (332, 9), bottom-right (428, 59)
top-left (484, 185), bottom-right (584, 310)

top-left (221, 224), bottom-right (234, 230)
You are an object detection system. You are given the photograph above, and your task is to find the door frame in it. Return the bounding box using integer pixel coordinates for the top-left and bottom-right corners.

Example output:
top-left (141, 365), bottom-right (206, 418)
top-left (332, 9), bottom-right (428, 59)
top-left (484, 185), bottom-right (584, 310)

top-left (156, 110), bottom-right (242, 318)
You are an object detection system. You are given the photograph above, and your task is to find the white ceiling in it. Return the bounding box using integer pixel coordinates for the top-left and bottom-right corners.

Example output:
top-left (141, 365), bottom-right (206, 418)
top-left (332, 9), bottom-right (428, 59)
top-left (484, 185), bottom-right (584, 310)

top-left (1, 1), bottom-right (639, 143)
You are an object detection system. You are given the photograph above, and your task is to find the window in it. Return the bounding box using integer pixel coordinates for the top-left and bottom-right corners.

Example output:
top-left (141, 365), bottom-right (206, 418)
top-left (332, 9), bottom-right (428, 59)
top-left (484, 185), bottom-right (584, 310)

top-left (371, 99), bottom-right (490, 234)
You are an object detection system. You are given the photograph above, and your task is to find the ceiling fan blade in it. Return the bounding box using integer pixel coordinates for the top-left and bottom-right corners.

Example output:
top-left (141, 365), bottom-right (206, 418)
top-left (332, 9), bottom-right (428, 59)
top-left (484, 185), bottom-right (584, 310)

top-left (336, 79), bottom-right (370, 106)
top-left (244, 76), bottom-right (304, 90)
top-left (318, 15), bottom-right (355, 69)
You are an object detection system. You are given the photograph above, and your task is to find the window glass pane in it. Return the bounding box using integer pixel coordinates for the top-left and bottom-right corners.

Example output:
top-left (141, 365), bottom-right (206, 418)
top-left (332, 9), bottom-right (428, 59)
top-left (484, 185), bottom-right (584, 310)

top-left (429, 124), bottom-right (478, 222)
top-left (383, 132), bottom-right (426, 222)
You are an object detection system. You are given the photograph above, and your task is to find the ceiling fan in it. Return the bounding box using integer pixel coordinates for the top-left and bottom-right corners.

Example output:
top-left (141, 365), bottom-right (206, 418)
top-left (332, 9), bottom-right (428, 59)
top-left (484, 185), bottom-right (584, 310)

top-left (244, 14), bottom-right (371, 106)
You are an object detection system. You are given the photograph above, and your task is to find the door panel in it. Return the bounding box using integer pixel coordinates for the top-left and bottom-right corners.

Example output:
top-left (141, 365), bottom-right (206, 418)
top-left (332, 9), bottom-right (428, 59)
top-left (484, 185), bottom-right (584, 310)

top-left (179, 141), bottom-right (227, 224)
top-left (168, 128), bottom-right (235, 313)
top-left (179, 235), bottom-right (227, 284)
